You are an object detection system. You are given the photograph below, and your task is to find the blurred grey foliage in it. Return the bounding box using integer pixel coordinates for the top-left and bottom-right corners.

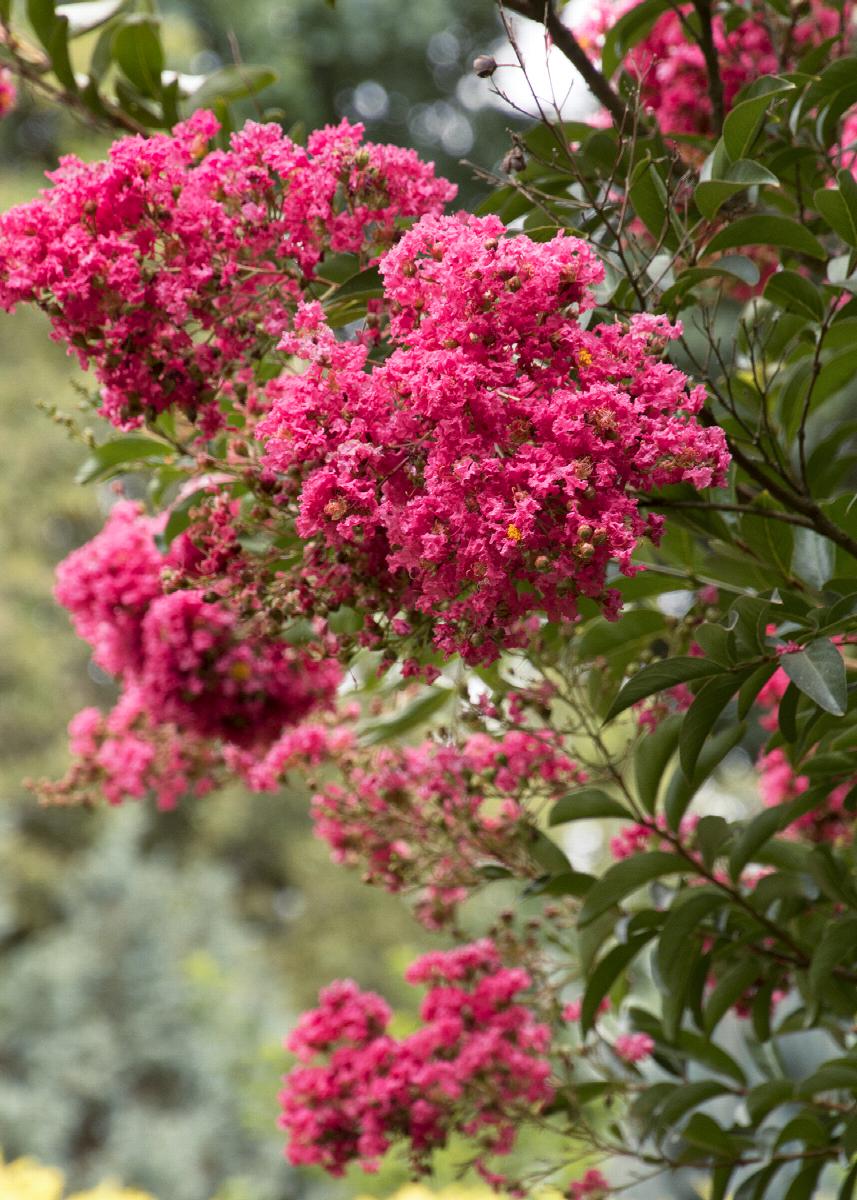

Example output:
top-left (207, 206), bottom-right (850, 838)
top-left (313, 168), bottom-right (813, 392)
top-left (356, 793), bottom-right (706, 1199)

top-left (0, 806), bottom-right (297, 1200)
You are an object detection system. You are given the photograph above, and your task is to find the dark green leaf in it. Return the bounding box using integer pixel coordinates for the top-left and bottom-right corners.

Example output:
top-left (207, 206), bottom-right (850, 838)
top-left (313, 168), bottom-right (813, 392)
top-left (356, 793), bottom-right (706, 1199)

top-left (186, 64), bottom-right (279, 108)
top-left (581, 933), bottom-right (656, 1033)
top-left (704, 958), bottom-right (763, 1034)
top-left (360, 688), bottom-right (453, 744)
top-left (548, 788), bottom-right (632, 825)
top-left (664, 721), bottom-right (747, 832)
top-left (74, 437), bottom-right (171, 484)
top-left (814, 182), bottom-right (857, 247)
top-left (746, 1079), bottom-right (795, 1123)
top-left (112, 16), bottom-right (164, 98)
top-left (722, 78), bottom-right (793, 160)
top-left (578, 851), bottom-right (684, 927)
top-left (792, 527), bottom-right (835, 589)
top-left (605, 658), bottom-right (726, 721)
top-left (678, 671), bottom-right (744, 779)
top-left (764, 269), bottom-right (825, 321)
top-left (728, 789), bottom-right (822, 879)
top-left (704, 216), bottom-right (826, 260)
top-left (780, 638), bottom-right (847, 716)
top-left (634, 712), bottom-right (682, 813)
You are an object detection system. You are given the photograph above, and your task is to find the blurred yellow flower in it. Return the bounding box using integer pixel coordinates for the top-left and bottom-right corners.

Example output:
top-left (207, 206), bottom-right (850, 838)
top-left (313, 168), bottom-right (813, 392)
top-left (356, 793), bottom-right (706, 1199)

top-left (0, 1156), bottom-right (155, 1200)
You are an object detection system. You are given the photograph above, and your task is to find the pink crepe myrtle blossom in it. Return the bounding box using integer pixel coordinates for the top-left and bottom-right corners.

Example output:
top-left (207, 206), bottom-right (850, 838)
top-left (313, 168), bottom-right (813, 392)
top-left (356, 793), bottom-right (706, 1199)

top-left (261, 212), bottom-right (729, 664)
top-left (575, 0), bottom-right (852, 137)
top-left (311, 729), bottom-right (583, 927)
top-left (613, 1032), bottom-right (654, 1063)
top-left (0, 112), bottom-right (454, 430)
top-left (569, 1169), bottom-right (610, 1199)
top-left (279, 940), bottom-right (553, 1181)
top-left (53, 500), bottom-right (340, 754)
top-left (0, 68), bottom-right (16, 119)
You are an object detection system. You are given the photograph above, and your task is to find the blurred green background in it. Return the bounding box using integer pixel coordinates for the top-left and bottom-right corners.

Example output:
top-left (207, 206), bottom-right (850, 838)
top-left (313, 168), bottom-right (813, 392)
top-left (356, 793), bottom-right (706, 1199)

top-left (0, 1), bottom-right (520, 1196)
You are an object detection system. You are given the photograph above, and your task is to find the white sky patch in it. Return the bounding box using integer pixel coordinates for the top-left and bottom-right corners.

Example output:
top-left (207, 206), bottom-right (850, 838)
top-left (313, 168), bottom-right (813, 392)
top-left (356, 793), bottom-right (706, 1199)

top-left (469, 2), bottom-right (601, 122)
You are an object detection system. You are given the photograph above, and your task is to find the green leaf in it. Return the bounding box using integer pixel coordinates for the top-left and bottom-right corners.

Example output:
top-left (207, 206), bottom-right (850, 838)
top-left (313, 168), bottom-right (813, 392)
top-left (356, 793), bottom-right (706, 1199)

top-left (186, 64), bottom-right (279, 108)
top-left (27, 0), bottom-right (77, 91)
top-left (764, 269), bottom-right (825, 321)
top-left (548, 788), bottom-right (631, 825)
top-left (629, 157), bottom-right (677, 248)
top-left (780, 638), bottom-right (847, 716)
top-left (678, 671), bottom-right (744, 779)
top-left (112, 16), bottom-right (164, 98)
top-left (578, 851), bottom-right (684, 927)
top-left (737, 661), bottom-right (778, 719)
top-left (722, 81), bottom-right (793, 161)
top-left (634, 712), bottom-right (682, 813)
top-left (704, 216), bottom-right (826, 260)
top-left (784, 1164), bottom-right (825, 1200)
top-left (680, 1112), bottom-right (734, 1158)
top-left (746, 1079), bottom-right (795, 1123)
top-left (839, 1160), bottom-right (857, 1200)
top-left (664, 721), bottom-right (747, 832)
top-left (695, 164), bottom-right (778, 221)
top-left (74, 437), bottom-right (171, 484)
top-left (729, 790), bottom-right (823, 880)
top-left (704, 958), bottom-right (763, 1034)
top-left (360, 688), bottom-right (453, 744)
top-left (661, 257), bottom-right (760, 307)
top-left (656, 890), bottom-right (725, 1034)
top-left (797, 1059), bottom-right (857, 1098)
top-left (678, 1030), bottom-right (747, 1085)
top-left (809, 916), bottom-right (857, 998)
top-left (581, 933), bottom-right (656, 1033)
top-left (601, 0), bottom-right (669, 76)
top-left (656, 1080), bottom-right (733, 1130)
top-left (605, 658), bottom-right (726, 722)
top-left (814, 181), bottom-right (857, 247)
top-left (695, 815), bottom-right (731, 869)
top-left (778, 681), bottom-right (800, 743)
top-left (792, 527), bottom-right (835, 589)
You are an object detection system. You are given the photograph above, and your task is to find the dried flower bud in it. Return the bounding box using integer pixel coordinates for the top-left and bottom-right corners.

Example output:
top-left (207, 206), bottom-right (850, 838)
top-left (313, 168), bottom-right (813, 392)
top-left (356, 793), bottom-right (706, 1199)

top-left (473, 54), bottom-right (497, 77)
top-left (502, 146), bottom-right (527, 175)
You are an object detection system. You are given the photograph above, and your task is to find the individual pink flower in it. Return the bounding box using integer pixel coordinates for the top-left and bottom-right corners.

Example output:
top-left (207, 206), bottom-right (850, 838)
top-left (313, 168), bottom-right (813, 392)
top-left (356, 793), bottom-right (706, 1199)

top-left (563, 997), bottom-right (610, 1022)
top-left (0, 68), bottom-right (16, 119)
top-left (570, 1169), bottom-right (610, 1199)
top-left (613, 1032), bottom-right (654, 1063)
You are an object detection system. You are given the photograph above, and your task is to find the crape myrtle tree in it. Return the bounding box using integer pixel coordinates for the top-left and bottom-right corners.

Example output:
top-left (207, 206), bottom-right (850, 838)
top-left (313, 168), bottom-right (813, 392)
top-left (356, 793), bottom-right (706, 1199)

top-left (4, 0), bottom-right (857, 1196)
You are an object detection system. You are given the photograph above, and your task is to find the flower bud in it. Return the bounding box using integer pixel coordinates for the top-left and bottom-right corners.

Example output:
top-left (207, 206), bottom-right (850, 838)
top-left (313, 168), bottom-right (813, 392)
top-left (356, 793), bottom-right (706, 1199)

top-left (473, 54), bottom-right (497, 77)
top-left (502, 146), bottom-right (527, 174)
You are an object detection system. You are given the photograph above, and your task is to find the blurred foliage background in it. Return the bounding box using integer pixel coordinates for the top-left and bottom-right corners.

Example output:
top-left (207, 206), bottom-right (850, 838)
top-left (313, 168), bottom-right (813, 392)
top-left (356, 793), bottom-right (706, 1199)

top-left (0, 1), bottom-right (524, 1196)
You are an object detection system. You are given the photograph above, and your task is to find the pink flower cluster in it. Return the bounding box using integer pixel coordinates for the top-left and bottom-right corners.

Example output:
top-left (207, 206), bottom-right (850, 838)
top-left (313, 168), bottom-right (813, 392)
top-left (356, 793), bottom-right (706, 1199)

top-left (577, 0), bottom-right (851, 136)
top-left (613, 1032), bottom-right (654, 1064)
top-left (261, 212), bottom-right (728, 664)
top-left (569, 1169), bottom-right (610, 1199)
top-left (279, 940), bottom-right (553, 1181)
top-left (0, 112), bottom-right (454, 430)
top-left (0, 68), bottom-right (16, 119)
top-left (37, 685), bottom-right (221, 811)
top-left (54, 501), bottom-right (339, 751)
top-left (311, 729), bottom-right (583, 927)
